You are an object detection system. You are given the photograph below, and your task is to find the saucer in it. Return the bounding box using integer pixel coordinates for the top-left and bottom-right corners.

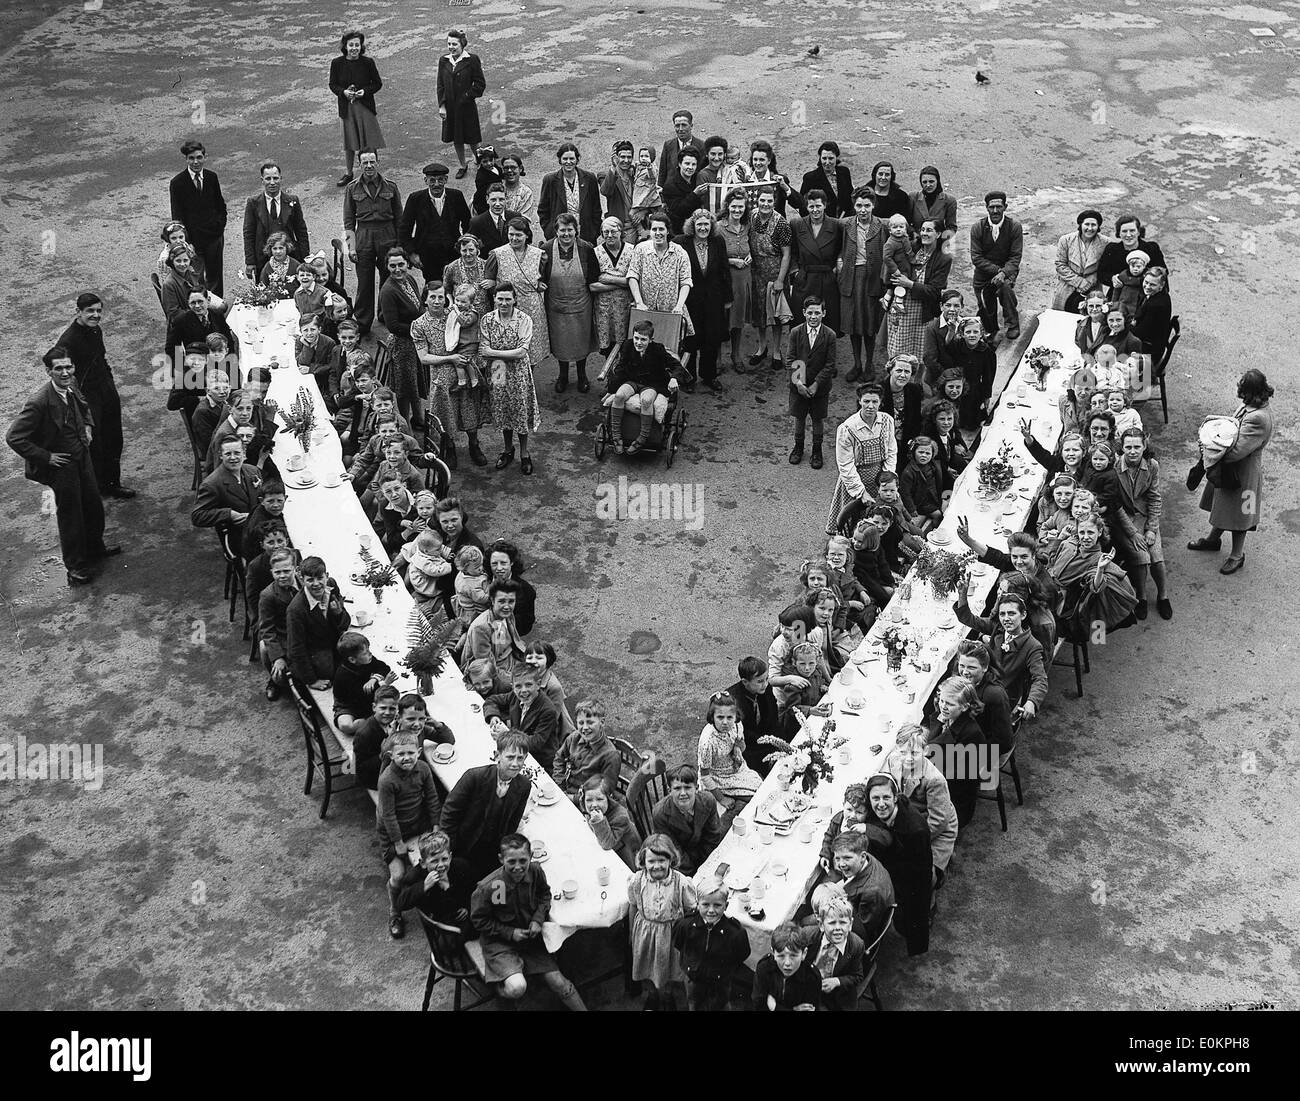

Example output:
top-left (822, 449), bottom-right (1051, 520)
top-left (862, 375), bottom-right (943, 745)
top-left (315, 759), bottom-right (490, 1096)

top-left (430, 746), bottom-right (456, 764)
top-left (534, 792), bottom-right (559, 807)
top-left (320, 475), bottom-right (343, 488)
top-left (284, 475), bottom-right (317, 489)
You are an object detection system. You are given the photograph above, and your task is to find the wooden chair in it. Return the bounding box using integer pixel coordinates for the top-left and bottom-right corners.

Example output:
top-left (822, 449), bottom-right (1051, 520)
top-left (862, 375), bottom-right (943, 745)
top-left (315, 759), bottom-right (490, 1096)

top-left (417, 913), bottom-right (495, 1011)
top-left (855, 905), bottom-right (896, 1011)
top-left (330, 238), bottom-right (347, 294)
top-left (1152, 315), bottom-right (1180, 424)
top-left (150, 271), bottom-right (165, 314)
top-left (216, 525), bottom-right (249, 638)
top-left (1052, 631), bottom-right (1090, 698)
top-left (374, 334), bottom-right (393, 389)
top-left (978, 735), bottom-right (1024, 832)
top-left (179, 408), bottom-right (204, 491)
top-left (625, 757), bottom-right (668, 839)
top-left (287, 675), bottom-right (358, 819)
top-left (610, 736), bottom-right (646, 795)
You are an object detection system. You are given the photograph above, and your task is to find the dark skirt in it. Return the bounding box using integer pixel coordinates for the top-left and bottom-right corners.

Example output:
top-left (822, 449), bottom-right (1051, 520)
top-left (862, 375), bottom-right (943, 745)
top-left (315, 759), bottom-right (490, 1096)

top-left (343, 102), bottom-right (386, 152)
top-left (791, 269), bottom-right (841, 330)
top-left (443, 101), bottom-right (482, 145)
top-left (840, 264), bottom-right (882, 338)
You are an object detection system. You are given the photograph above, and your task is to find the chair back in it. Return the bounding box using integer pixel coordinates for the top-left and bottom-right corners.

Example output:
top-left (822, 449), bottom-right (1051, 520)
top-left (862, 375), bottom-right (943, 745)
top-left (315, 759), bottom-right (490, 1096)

top-left (150, 271), bottom-right (166, 312)
top-left (418, 913), bottom-right (477, 979)
top-left (374, 336), bottom-right (393, 389)
top-left (216, 525), bottom-right (244, 567)
top-left (626, 758), bottom-right (668, 839)
top-left (1153, 315), bottom-right (1180, 378)
top-left (862, 904), bottom-right (895, 968)
top-left (287, 675), bottom-right (319, 742)
top-left (610, 737), bottom-right (645, 775)
top-left (330, 238), bottom-right (347, 293)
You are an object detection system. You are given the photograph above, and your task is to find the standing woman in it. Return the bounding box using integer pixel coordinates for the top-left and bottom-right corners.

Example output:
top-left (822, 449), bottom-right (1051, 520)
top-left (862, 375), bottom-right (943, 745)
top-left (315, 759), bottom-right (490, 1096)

top-left (907, 166), bottom-right (958, 242)
top-left (539, 213), bottom-right (599, 393)
top-left (885, 218), bottom-right (950, 360)
top-left (376, 247), bottom-right (426, 429)
top-left (1131, 266), bottom-right (1172, 363)
top-left (675, 208), bottom-right (732, 392)
top-left (662, 148), bottom-right (704, 234)
top-left (484, 216), bottom-right (550, 369)
top-left (836, 186), bottom-right (885, 383)
top-left (748, 140), bottom-right (799, 216)
top-left (1052, 209), bottom-right (1112, 312)
top-left (719, 188), bottom-right (753, 373)
top-left (799, 141), bottom-right (853, 218)
top-left (487, 540), bottom-right (537, 636)
top-left (925, 677), bottom-right (987, 828)
top-left (480, 282), bottom-right (540, 474)
top-left (441, 233), bottom-right (492, 316)
top-left (437, 30), bottom-right (486, 180)
top-left (824, 384), bottom-right (897, 534)
top-left (789, 190), bottom-right (843, 332)
top-left (746, 187), bottom-right (792, 369)
top-left (411, 281), bottom-right (491, 468)
top-left (498, 153), bottom-right (537, 233)
top-left (866, 162), bottom-right (910, 223)
top-left (593, 216), bottom-right (634, 361)
top-left (329, 31), bottom-right (385, 188)
top-left (627, 211), bottom-right (695, 351)
top-left (861, 774), bottom-right (932, 957)
top-left (1189, 369), bottom-right (1275, 575)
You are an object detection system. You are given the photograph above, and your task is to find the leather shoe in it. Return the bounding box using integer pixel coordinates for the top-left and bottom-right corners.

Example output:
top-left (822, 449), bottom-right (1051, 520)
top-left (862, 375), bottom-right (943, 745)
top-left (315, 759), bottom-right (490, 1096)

top-left (788, 442), bottom-right (804, 465)
top-left (845, 367), bottom-right (863, 383)
top-left (67, 569), bottom-right (93, 586)
top-left (1005, 327), bottom-right (1021, 341)
top-left (455, 165), bottom-right (469, 179)
top-left (520, 456), bottom-right (534, 475)
top-left (704, 378), bottom-right (726, 392)
top-left (1220, 554), bottom-right (1245, 575)
top-left (1134, 599), bottom-right (1148, 621)
top-left (576, 373), bottom-right (590, 393)
top-left (495, 449), bottom-right (515, 470)
top-left (468, 440), bottom-right (488, 467)
top-left (94, 545), bottom-right (123, 558)
top-left (105, 485), bottom-right (137, 499)
top-left (810, 446), bottom-right (824, 470)
top-left (748, 350), bottom-right (767, 365)
top-left (1157, 598), bottom-right (1173, 620)
top-left (336, 173), bottom-right (353, 187)
top-left (1187, 536), bottom-right (1221, 551)
top-left (554, 374), bottom-right (568, 393)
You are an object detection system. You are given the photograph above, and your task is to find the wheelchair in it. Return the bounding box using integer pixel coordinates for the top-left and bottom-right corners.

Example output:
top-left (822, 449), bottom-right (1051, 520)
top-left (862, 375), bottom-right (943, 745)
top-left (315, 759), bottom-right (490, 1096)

top-left (593, 308), bottom-right (688, 469)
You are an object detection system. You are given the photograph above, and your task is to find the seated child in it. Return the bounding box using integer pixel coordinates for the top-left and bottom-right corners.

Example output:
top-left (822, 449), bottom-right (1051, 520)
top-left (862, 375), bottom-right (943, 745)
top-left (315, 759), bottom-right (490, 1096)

top-left (672, 883), bottom-right (751, 1011)
top-left (881, 213), bottom-right (915, 315)
top-left (398, 529), bottom-right (452, 619)
top-left (293, 265), bottom-right (326, 320)
top-left (394, 692), bottom-right (456, 751)
top-left (353, 685), bottom-right (401, 790)
top-left (1079, 443), bottom-right (1142, 564)
top-left (774, 641), bottom-right (831, 726)
top-left (523, 641), bottom-right (577, 736)
top-left (1091, 344), bottom-right (1128, 393)
top-left (752, 922), bottom-right (821, 1011)
top-left (696, 691), bottom-right (763, 804)
top-left (1110, 248), bottom-right (1149, 319)
top-left (818, 783), bottom-right (871, 875)
top-left (767, 603), bottom-right (816, 694)
top-left (332, 631), bottom-right (395, 734)
top-left (826, 831), bottom-right (896, 947)
top-left (375, 475), bottom-right (417, 556)
top-left (823, 537), bottom-right (875, 632)
top-left (601, 320), bottom-right (678, 455)
top-left (444, 283), bottom-right (483, 389)
top-left (295, 313), bottom-right (337, 397)
top-left (241, 478), bottom-right (288, 560)
top-left (898, 435), bottom-right (945, 533)
top-left (575, 774), bottom-right (640, 869)
top-left (800, 559), bottom-right (849, 630)
top-left (553, 699), bottom-right (620, 795)
top-left (876, 472), bottom-right (927, 549)
top-left (376, 730), bottom-right (443, 939)
top-left (808, 893), bottom-right (866, 1012)
top-left (1106, 388), bottom-right (1143, 439)
top-left (1037, 474), bottom-right (1077, 546)
top-left (398, 489), bottom-right (438, 547)
top-left (463, 656), bottom-right (510, 698)
top-left (453, 544), bottom-right (491, 629)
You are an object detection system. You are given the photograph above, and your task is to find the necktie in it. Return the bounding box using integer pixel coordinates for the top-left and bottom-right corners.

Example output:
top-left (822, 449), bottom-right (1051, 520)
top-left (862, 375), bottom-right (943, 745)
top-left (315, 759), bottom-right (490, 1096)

top-left (271, 198), bottom-right (279, 222)
top-left (496, 218), bottom-right (503, 236)
top-left (816, 941), bottom-right (838, 978)
top-left (195, 173), bottom-right (202, 193)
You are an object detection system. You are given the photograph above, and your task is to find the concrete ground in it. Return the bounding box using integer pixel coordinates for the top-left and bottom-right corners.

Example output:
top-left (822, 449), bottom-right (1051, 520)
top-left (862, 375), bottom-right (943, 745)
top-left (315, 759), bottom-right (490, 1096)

top-left (1, 0), bottom-right (1297, 1010)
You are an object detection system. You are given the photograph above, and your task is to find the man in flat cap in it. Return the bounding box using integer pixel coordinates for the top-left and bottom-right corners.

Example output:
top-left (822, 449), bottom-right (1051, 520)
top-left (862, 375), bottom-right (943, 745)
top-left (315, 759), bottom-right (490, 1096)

top-left (345, 148), bottom-right (403, 336)
top-left (399, 162), bottom-right (471, 286)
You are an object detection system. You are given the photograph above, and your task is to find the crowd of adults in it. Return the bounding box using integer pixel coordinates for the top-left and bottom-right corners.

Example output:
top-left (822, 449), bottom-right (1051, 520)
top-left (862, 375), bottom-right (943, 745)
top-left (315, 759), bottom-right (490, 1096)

top-left (7, 24), bottom-right (1279, 1010)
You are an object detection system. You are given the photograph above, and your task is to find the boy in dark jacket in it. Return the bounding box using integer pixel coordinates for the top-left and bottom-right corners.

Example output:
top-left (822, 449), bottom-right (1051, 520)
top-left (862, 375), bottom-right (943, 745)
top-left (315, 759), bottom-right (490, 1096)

top-left (752, 922), bottom-right (821, 1011)
top-left (331, 631), bottom-right (394, 734)
top-left (377, 731), bottom-right (443, 939)
top-left (672, 882), bottom-right (751, 1010)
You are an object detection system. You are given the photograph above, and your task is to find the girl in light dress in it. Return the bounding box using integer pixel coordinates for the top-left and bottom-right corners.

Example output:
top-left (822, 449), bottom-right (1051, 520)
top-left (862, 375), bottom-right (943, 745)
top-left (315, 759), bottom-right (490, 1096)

top-left (696, 691), bottom-right (763, 802)
top-left (627, 833), bottom-right (697, 1011)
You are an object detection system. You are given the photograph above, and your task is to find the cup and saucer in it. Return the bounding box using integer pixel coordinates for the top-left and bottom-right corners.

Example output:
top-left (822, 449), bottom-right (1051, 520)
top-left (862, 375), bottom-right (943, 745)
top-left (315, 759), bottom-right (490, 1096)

top-left (430, 744), bottom-right (457, 765)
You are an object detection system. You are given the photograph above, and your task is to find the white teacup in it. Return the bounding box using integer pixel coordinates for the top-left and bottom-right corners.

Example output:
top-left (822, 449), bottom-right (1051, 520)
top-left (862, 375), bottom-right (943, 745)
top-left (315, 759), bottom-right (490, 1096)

top-left (286, 454), bottom-right (305, 472)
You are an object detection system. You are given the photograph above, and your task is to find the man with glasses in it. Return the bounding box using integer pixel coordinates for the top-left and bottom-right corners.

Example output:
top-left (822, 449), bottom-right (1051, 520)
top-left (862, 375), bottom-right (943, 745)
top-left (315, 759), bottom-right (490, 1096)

top-left (7, 347), bottom-right (121, 585)
top-left (968, 190), bottom-right (1023, 343)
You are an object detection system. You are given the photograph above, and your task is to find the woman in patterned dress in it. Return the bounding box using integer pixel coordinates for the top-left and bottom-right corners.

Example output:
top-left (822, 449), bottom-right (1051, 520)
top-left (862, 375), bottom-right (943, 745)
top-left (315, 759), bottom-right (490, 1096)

top-left (825, 384), bottom-right (898, 534)
top-left (411, 280), bottom-right (491, 467)
top-left (441, 233), bottom-right (492, 316)
top-left (592, 215), bottom-right (633, 359)
top-left (627, 211), bottom-right (694, 353)
top-left (886, 218), bottom-right (950, 360)
top-left (719, 188), bottom-right (752, 373)
top-left (375, 246), bottom-right (426, 428)
top-left (539, 213), bottom-right (598, 393)
top-left (498, 153), bottom-right (538, 237)
top-left (747, 186), bottom-right (792, 369)
top-left (479, 282), bottom-right (540, 475)
top-left (484, 217), bottom-right (550, 367)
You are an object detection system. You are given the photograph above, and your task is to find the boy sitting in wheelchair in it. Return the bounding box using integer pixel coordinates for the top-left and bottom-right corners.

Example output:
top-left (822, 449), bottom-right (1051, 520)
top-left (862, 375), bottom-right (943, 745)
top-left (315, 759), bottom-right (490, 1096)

top-left (597, 319), bottom-right (680, 455)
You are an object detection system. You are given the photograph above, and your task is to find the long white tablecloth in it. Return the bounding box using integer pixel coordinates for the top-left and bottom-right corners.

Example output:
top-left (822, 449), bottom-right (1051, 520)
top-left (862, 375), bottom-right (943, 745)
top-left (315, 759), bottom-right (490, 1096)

top-left (229, 302), bottom-right (631, 951)
top-left (697, 310), bottom-right (1085, 964)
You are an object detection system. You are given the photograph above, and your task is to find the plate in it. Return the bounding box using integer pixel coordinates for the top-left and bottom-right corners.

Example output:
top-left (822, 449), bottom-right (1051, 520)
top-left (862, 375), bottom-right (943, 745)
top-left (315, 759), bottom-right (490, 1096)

top-left (1001, 502), bottom-right (1019, 515)
top-left (285, 476), bottom-right (317, 489)
top-left (534, 793), bottom-right (559, 807)
top-left (320, 476), bottom-right (343, 488)
top-left (927, 530), bottom-right (953, 546)
top-left (936, 616), bottom-right (958, 630)
top-left (531, 850), bottom-right (549, 864)
top-left (724, 872), bottom-right (749, 892)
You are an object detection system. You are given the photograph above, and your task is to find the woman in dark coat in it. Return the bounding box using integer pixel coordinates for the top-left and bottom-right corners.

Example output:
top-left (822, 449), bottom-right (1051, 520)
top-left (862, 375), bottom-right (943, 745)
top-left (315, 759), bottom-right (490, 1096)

top-left (662, 148), bottom-right (704, 234)
top-left (947, 316), bottom-right (996, 430)
top-left (798, 140), bottom-right (853, 218)
top-left (376, 247), bottom-right (427, 429)
top-left (866, 161), bottom-right (910, 222)
top-left (789, 189), bottom-right (843, 331)
top-left (487, 540), bottom-right (537, 636)
top-left (925, 677), bottom-right (986, 828)
top-left (1101, 303), bottom-right (1144, 359)
top-left (863, 773), bottom-right (932, 956)
top-left (437, 30), bottom-right (487, 179)
top-left (328, 31), bottom-right (385, 187)
top-left (880, 354), bottom-right (925, 453)
top-left (675, 209), bottom-right (732, 391)
top-left (1131, 266), bottom-right (1173, 363)
top-left (1097, 214), bottom-right (1167, 294)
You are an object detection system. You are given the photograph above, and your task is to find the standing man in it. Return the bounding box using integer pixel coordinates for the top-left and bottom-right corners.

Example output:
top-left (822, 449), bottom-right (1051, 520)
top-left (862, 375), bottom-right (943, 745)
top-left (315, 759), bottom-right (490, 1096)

top-left (536, 143), bottom-right (600, 243)
top-left (344, 149), bottom-right (403, 336)
top-left (57, 293), bottom-right (133, 499)
top-left (468, 182), bottom-right (509, 254)
top-left (7, 348), bottom-right (121, 585)
top-left (437, 30), bottom-right (487, 179)
top-left (400, 162), bottom-right (471, 285)
top-left (969, 190), bottom-right (1023, 343)
top-left (242, 161), bottom-right (310, 279)
top-left (658, 110), bottom-right (705, 189)
top-left (168, 140), bottom-right (227, 296)
top-left (785, 296), bottom-right (837, 469)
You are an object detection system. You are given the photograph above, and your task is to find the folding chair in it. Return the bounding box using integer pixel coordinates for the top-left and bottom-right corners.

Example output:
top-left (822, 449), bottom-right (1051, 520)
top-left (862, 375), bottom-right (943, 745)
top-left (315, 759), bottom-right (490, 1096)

top-left (855, 905), bottom-right (896, 1011)
top-left (1152, 315), bottom-right (1180, 424)
top-left (179, 408), bottom-right (204, 491)
top-left (286, 675), bottom-right (358, 819)
top-left (216, 525), bottom-right (249, 638)
top-left (417, 913), bottom-right (496, 1011)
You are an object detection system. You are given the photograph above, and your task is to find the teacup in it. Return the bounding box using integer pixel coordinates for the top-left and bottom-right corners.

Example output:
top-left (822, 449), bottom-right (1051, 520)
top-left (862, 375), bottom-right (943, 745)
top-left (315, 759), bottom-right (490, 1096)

top-left (797, 822), bottom-right (817, 844)
top-left (286, 454), bottom-right (305, 472)
top-left (596, 866), bottom-right (611, 886)
top-left (732, 817), bottom-right (748, 836)
top-left (770, 861), bottom-right (788, 878)
top-left (757, 823), bottom-right (774, 846)
top-left (561, 880), bottom-right (579, 900)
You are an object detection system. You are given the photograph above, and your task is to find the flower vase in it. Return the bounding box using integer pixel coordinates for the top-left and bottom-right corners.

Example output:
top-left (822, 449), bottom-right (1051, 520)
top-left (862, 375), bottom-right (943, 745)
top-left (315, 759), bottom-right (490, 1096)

top-left (887, 651), bottom-right (903, 675)
top-left (372, 586), bottom-right (385, 606)
top-left (801, 768), bottom-right (818, 796)
top-left (416, 672), bottom-right (434, 696)
top-left (776, 767), bottom-right (792, 791)
top-left (256, 305), bottom-right (274, 329)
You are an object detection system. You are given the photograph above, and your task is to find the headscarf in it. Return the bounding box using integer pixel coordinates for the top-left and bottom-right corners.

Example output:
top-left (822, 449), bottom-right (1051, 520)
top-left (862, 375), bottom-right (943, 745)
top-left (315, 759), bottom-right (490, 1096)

top-left (918, 165), bottom-right (944, 194)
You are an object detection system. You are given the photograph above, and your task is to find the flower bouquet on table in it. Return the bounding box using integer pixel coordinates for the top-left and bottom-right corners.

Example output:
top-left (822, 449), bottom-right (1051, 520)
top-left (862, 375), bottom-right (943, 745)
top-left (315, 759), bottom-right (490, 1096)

top-left (351, 544), bottom-right (397, 605)
top-left (877, 622), bottom-right (916, 674)
top-left (912, 545), bottom-right (975, 600)
top-left (228, 272), bottom-right (282, 309)
top-left (275, 387), bottom-right (318, 451)
top-left (759, 715), bottom-right (845, 796)
top-left (977, 440), bottom-right (1017, 497)
top-left (403, 615), bottom-right (457, 696)
top-left (1025, 345), bottom-right (1062, 390)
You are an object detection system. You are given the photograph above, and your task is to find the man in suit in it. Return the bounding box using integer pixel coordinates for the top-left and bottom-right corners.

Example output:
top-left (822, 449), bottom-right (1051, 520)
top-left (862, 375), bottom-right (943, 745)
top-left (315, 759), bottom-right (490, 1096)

top-left (969, 190), bottom-right (1023, 342)
top-left (786, 297), bottom-right (837, 469)
top-left (242, 161), bottom-right (310, 278)
top-left (482, 666), bottom-right (561, 774)
top-left (920, 288), bottom-right (964, 389)
top-left (7, 348), bottom-right (121, 585)
top-left (439, 730), bottom-right (532, 881)
top-left (468, 182), bottom-right (509, 254)
top-left (57, 293), bottom-right (134, 499)
top-left (167, 288), bottom-right (238, 360)
top-left (658, 110), bottom-right (705, 189)
top-left (284, 556), bottom-right (352, 688)
top-left (400, 162), bottom-right (471, 285)
top-left (191, 436), bottom-right (261, 551)
top-left (344, 149), bottom-right (403, 335)
top-left (651, 765), bottom-right (723, 876)
top-left (535, 143), bottom-right (601, 243)
top-left (168, 140), bottom-right (227, 295)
